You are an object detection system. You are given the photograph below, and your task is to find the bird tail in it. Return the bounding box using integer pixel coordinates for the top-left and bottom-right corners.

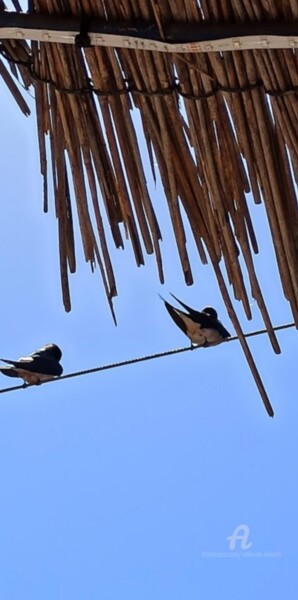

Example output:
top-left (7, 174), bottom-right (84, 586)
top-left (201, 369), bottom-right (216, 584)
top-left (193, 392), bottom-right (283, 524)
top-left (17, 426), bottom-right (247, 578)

top-left (0, 367), bottom-right (19, 378)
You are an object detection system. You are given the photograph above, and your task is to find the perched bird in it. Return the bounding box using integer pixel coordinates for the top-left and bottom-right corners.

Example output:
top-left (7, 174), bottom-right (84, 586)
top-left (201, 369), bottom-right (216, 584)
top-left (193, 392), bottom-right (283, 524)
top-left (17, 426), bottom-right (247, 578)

top-left (161, 294), bottom-right (230, 348)
top-left (0, 343), bottom-right (63, 385)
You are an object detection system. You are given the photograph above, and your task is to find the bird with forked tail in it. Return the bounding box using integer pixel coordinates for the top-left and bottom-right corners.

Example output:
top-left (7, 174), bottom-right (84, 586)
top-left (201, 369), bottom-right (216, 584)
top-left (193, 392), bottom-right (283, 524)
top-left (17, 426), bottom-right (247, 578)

top-left (0, 343), bottom-right (63, 385)
top-left (161, 294), bottom-right (230, 348)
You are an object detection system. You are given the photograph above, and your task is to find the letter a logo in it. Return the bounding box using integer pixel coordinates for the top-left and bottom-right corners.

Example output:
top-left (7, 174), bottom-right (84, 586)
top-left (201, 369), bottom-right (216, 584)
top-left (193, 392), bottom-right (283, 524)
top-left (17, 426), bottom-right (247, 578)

top-left (227, 524), bottom-right (252, 550)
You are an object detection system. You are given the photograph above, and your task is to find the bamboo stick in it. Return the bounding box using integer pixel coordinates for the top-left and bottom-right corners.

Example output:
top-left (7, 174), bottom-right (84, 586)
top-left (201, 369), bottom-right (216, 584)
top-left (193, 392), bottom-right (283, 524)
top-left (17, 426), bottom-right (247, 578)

top-left (1, 0), bottom-right (297, 413)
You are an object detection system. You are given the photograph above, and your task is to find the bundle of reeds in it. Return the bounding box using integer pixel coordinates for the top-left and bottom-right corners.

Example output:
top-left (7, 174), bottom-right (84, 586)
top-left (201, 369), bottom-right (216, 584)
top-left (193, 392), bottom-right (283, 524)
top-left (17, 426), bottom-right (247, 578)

top-left (0, 0), bottom-right (297, 414)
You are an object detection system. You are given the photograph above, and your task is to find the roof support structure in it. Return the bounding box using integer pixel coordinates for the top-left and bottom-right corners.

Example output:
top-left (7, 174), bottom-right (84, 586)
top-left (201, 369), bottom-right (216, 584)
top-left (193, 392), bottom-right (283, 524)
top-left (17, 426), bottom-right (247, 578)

top-left (0, 11), bottom-right (298, 52)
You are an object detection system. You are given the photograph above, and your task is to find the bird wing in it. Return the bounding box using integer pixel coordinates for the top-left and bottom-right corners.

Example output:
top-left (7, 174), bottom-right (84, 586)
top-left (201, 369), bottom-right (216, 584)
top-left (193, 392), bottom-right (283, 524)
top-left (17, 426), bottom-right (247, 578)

top-left (0, 356), bottom-right (63, 376)
top-left (163, 300), bottom-right (190, 337)
top-left (170, 294), bottom-right (230, 338)
top-left (213, 320), bottom-right (231, 339)
top-left (163, 300), bottom-right (208, 344)
top-left (0, 357), bottom-right (34, 366)
top-left (169, 294), bottom-right (216, 328)
top-left (170, 294), bottom-right (202, 319)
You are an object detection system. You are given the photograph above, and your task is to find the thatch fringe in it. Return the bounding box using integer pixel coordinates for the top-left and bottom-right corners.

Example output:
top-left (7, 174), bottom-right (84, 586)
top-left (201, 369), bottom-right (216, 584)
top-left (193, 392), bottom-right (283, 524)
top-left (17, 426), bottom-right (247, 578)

top-left (1, 0), bottom-right (297, 412)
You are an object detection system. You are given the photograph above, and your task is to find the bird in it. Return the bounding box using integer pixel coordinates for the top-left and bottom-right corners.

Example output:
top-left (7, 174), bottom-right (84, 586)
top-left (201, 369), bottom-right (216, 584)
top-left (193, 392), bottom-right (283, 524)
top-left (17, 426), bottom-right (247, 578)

top-left (0, 343), bottom-right (63, 385)
top-left (161, 294), bottom-right (230, 348)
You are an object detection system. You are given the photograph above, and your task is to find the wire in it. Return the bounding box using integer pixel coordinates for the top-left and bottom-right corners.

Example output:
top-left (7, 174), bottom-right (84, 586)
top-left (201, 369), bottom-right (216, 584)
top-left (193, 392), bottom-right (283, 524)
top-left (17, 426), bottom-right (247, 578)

top-left (0, 322), bottom-right (295, 396)
top-left (1, 44), bottom-right (298, 100)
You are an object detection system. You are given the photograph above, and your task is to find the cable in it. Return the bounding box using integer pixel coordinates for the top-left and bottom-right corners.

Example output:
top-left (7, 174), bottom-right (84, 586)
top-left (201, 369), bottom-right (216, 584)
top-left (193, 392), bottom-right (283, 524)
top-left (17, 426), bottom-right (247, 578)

top-left (0, 322), bottom-right (295, 396)
top-left (1, 45), bottom-right (298, 100)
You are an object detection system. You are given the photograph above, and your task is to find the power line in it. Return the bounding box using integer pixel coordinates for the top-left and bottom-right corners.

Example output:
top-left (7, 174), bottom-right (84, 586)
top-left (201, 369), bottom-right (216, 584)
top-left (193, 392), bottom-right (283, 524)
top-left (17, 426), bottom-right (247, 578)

top-left (0, 322), bottom-right (295, 396)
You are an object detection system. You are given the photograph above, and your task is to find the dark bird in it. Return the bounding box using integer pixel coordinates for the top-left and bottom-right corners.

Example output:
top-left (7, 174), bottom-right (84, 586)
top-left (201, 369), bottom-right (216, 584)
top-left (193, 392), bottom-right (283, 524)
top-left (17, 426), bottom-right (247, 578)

top-left (161, 294), bottom-right (230, 348)
top-left (0, 343), bottom-right (63, 385)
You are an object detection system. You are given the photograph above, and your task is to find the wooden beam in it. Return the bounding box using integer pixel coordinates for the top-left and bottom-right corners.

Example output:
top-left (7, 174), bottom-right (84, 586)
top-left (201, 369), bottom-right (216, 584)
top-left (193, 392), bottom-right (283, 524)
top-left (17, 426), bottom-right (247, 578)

top-left (0, 11), bottom-right (298, 52)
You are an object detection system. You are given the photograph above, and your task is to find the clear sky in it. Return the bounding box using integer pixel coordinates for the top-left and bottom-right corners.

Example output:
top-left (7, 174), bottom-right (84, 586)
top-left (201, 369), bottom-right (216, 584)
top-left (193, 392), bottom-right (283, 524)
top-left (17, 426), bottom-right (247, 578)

top-left (0, 21), bottom-right (297, 600)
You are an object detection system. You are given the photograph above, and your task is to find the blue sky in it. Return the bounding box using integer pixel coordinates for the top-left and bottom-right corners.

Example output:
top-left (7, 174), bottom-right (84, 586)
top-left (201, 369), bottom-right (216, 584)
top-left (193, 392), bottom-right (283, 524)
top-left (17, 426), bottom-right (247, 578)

top-left (0, 30), bottom-right (297, 600)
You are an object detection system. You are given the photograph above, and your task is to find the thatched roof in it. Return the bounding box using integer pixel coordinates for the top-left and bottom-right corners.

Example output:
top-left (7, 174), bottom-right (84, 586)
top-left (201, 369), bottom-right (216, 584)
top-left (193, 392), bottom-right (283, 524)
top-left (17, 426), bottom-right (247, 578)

top-left (0, 1), bottom-right (297, 413)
